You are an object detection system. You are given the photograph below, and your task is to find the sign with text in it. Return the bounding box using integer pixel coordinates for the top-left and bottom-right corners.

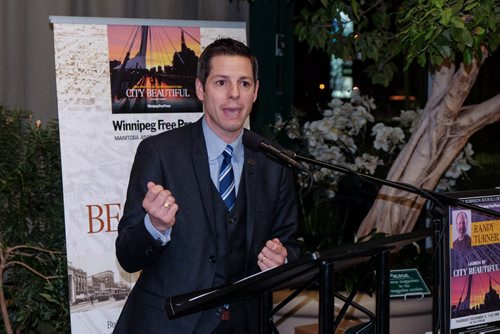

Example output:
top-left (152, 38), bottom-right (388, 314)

top-left (390, 268), bottom-right (431, 298)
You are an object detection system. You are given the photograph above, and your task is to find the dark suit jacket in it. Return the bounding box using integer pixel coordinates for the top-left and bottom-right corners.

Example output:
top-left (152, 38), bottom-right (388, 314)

top-left (114, 118), bottom-right (300, 333)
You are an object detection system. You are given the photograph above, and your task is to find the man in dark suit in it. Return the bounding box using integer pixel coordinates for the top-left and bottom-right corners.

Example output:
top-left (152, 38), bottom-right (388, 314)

top-left (114, 38), bottom-right (300, 333)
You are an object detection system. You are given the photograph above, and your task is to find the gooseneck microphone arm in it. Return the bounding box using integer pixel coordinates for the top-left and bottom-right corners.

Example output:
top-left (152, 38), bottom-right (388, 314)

top-left (243, 129), bottom-right (500, 217)
top-left (292, 153), bottom-right (500, 218)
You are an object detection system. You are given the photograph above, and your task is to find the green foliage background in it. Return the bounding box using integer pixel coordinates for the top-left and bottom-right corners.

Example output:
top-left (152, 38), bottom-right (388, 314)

top-left (0, 107), bottom-right (69, 333)
top-left (295, 0), bottom-right (500, 86)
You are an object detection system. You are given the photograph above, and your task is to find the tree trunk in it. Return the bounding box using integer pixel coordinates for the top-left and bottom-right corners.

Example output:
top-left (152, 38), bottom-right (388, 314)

top-left (0, 247), bottom-right (14, 334)
top-left (357, 52), bottom-right (500, 237)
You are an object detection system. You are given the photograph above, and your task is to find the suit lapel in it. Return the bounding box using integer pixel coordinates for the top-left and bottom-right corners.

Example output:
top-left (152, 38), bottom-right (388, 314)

top-left (243, 144), bottom-right (258, 255)
top-left (191, 120), bottom-right (218, 237)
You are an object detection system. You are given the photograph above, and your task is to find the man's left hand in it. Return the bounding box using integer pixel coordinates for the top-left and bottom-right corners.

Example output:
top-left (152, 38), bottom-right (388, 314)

top-left (257, 238), bottom-right (288, 271)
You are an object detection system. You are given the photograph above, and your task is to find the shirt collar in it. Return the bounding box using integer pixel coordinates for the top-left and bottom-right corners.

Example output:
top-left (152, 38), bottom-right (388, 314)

top-left (202, 116), bottom-right (243, 163)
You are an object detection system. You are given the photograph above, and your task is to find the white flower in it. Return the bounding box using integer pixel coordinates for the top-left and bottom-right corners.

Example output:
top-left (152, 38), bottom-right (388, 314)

top-left (354, 153), bottom-right (383, 175)
top-left (445, 152), bottom-right (472, 179)
top-left (371, 123), bottom-right (405, 152)
top-left (436, 143), bottom-right (475, 191)
top-left (463, 143), bottom-right (475, 160)
top-left (350, 105), bottom-right (375, 134)
top-left (307, 136), bottom-right (318, 148)
top-left (393, 109), bottom-right (423, 133)
top-left (351, 91), bottom-right (377, 111)
top-left (322, 108), bottom-right (334, 117)
top-left (273, 93), bottom-right (476, 198)
top-left (328, 98), bottom-right (344, 109)
top-left (435, 178), bottom-right (457, 192)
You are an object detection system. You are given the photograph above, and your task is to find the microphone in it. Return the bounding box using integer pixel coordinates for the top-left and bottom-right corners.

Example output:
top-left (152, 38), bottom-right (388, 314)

top-left (242, 131), bottom-right (308, 172)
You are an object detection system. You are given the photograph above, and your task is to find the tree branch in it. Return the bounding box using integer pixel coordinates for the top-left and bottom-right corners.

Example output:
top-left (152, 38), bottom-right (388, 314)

top-left (8, 244), bottom-right (63, 255)
top-left (5, 261), bottom-right (62, 282)
top-left (457, 93), bottom-right (500, 131)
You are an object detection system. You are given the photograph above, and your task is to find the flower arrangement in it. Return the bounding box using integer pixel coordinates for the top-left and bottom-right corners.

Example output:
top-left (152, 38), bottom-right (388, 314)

top-left (273, 92), bottom-right (476, 252)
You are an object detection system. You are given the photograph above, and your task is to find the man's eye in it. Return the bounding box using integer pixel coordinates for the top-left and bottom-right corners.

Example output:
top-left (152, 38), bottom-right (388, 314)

top-left (241, 81), bottom-right (251, 87)
top-left (215, 80), bottom-right (225, 86)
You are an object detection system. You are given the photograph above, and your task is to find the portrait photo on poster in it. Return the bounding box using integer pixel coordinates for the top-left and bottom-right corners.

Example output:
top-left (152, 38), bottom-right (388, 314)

top-left (452, 210), bottom-right (472, 250)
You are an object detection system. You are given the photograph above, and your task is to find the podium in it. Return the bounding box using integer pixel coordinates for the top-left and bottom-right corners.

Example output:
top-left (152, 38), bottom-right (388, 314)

top-left (166, 230), bottom-right (430, 333)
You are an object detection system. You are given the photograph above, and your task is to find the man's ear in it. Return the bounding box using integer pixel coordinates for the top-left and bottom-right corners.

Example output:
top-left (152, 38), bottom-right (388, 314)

top-left (253, 80), bottom-right (260, 103)
top-left (195, 78), bottom-right (204, 101)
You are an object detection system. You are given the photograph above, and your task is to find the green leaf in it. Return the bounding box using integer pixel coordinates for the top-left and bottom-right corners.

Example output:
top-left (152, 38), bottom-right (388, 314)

top-left (430, 53), bottom-right (444, 66)
top-left (437, 44), bottom-right (452, 57)
top-left (451, 16), bottom-right (465, 29)
top-left (463, 48), bottom-right (473, 64)
top-left (40, 292), bottom-right (58, 303)
top-left (401, 6), bottom-right (416, 22)
top-left (451, 0), bottom-right (464, 15)
top-left (441, 7), bottom-right (452, 25)
top-left (462, 29), bottom-right (474, 47)
top-left (464, 2), bottom-right (479, 11)
top-left (417, 52), bottom-right (427, 67)
top-left (431, 0), bottom-right (444, 9)
top-left (450, 27), bottom-right (473, 47)
top-left (424, 27), bottom-right (435, 40)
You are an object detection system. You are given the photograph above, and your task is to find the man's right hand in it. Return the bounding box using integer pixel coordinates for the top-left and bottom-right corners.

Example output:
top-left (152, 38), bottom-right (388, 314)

top-left (142, 181), bottom-right (178, 233)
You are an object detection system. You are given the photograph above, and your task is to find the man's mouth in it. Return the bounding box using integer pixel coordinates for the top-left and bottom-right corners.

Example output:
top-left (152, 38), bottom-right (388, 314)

top-left (222, 107), bottom-right (241, 115)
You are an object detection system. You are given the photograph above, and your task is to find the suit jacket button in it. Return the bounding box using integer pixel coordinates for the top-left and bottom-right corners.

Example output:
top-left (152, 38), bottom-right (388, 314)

top-left (208, 256), bottom-right (216, 263)
top-left (145, 247), bottom-right (153, 256)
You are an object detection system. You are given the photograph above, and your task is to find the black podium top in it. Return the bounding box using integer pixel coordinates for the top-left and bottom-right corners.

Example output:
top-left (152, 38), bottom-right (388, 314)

top-left (166, 230), bottom-right (430, 318)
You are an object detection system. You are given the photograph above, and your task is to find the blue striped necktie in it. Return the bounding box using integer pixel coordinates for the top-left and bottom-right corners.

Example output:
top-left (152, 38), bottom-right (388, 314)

top-left (219, 145), bottom-right (236, 210)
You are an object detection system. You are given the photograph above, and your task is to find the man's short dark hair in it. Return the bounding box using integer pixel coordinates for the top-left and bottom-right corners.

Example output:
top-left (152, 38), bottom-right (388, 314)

top-left (196, 38), bottom-right (258, 88)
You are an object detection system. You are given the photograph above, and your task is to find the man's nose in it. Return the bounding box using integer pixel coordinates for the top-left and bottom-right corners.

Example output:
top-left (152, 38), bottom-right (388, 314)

top-left (228, 83), bottom-right (240, 99)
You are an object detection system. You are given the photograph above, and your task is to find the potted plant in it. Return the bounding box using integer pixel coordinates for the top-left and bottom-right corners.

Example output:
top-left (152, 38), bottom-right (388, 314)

top-left (0, 107), bottom-right (69, 333)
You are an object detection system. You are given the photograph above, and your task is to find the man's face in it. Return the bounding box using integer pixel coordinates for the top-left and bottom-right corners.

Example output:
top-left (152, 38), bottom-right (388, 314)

top-left (456, 213), bottom-right (468, 237)
top-left (196, 55), bottom-right (259, 143)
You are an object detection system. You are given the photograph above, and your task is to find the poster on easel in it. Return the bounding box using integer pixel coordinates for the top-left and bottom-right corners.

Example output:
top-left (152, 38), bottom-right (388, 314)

top-left (50, 16), bottom-right (246, 333)
top-left (448, 189), bottom-right (500, 333)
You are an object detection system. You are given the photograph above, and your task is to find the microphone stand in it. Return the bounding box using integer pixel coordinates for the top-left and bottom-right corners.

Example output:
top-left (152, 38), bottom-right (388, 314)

top-left (292, 153), bottom-right (500, 334)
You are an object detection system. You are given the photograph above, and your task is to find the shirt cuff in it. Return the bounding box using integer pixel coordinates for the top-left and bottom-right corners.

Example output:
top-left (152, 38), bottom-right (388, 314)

top-left (144, 214), bottom-right (172, 246)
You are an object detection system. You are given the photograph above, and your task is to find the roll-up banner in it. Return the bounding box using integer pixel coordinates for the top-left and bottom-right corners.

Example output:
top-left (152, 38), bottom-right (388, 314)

top-left (50, 16), bottom-right (246, 333)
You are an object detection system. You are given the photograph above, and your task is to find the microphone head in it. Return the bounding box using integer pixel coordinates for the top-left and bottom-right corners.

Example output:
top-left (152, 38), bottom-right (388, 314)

top-left (242, 130), bottom-right (263, 150)
top-left (243, 129), bottom-right (307, 172)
